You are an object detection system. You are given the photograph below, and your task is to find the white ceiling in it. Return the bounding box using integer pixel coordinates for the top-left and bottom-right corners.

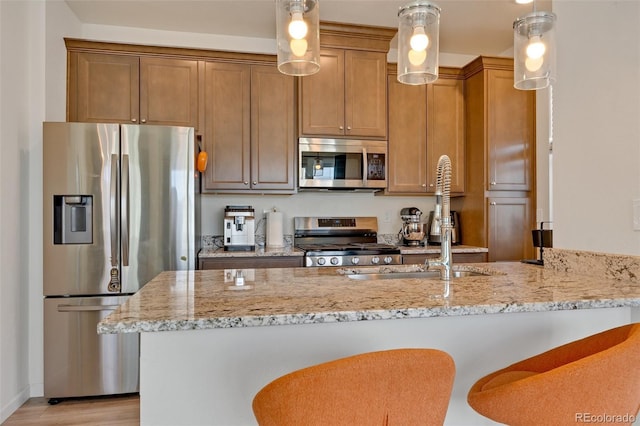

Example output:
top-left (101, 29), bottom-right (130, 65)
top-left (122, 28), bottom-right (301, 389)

top-left (64, 0), bottom-right (552, 56)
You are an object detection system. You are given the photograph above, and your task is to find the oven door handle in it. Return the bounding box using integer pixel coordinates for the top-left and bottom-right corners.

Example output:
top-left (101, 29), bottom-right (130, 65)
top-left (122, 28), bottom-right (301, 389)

top-left (362, 147), bottom-right (368, 186)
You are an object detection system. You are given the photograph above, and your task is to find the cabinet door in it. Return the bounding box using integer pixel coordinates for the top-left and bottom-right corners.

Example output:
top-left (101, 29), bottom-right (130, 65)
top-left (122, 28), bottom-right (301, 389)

top-left (202, 62), bottom-right (251, 190)
top-left (427, 79), bottom-right (465, 193)
top-left (387, 76), bottom-right (427, 193)
top-left (344, 50), bottom-right (387, 138)
top-left (69, 52), bottom-right (139, 123)
top-left (139, 57), bottom-right (199, 128)
top-left (487, 69), bottom-right (535, 191)
top-left (487, 197), bottom-right (532, 261)
top-left (300, 48), bottom-right (345, 136)
top-left (250, 65), bottom-right (296, 191)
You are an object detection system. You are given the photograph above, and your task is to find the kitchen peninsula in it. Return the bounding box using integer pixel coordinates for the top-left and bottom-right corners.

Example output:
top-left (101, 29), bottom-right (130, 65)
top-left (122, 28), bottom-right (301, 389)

top-left (99, 248), bottom-right (640, 425)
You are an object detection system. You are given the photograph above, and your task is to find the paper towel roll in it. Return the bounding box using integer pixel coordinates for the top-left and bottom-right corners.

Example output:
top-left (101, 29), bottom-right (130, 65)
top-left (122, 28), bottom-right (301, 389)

top-left (266, 211), bottom-right (284, 248)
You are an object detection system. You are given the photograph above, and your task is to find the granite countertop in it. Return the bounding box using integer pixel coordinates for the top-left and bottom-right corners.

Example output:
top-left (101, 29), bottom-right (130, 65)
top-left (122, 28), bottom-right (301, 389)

top-left (99, 248), bottom-right (640, 334)
top-left (199, 246), bottom-right (304, 258)
top-left (198, 244), bottom-right (487, 258)
top-left (399, 244), bottom-right (488, 254)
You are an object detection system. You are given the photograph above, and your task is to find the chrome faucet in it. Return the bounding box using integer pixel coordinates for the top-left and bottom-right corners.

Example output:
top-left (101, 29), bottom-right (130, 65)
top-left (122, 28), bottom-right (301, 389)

top-left (427, 155), bottom-right (453, 281)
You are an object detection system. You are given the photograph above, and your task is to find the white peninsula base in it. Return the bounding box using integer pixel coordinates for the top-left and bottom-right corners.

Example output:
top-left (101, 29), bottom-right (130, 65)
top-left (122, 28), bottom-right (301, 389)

top-left (140, 307), bottom-right (631, 426)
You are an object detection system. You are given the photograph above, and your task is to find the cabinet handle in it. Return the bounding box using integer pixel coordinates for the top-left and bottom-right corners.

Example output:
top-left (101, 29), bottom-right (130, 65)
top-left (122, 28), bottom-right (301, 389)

top-left (347, 126), bottom-right (352, 130)
top-left (429, 183), bottom-right (434, 187)
top-left (490, 202), bottom-right (497, 205)
top-left (252, 181), bottom-right (257, 185)
top-left (339, 126), bottom-right (344, 130)
top-left (243, 181), bottom-right (249, 185)
top-left (490, 181), bottom-right (496, 186)
top-left (131, 118), bottom-right (137, 123)
top-left (141, 119), bottom-right (147, 123)
top-left (422, 183), bottom-right (427, 187)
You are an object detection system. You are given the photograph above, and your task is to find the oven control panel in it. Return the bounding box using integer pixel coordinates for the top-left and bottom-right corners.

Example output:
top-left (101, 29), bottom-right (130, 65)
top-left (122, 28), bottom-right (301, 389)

top-left (305, 254), bottom-right (402, 267)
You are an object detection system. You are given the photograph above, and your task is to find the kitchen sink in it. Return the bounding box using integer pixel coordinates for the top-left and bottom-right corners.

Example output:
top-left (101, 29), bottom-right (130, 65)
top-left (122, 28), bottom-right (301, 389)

top-left (347, 270), bottom-right (491, 280)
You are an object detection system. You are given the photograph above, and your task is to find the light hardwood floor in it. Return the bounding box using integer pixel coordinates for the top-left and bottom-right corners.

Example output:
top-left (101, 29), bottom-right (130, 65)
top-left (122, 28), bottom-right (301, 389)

top-left (2, 394), bottom-right (139, 425)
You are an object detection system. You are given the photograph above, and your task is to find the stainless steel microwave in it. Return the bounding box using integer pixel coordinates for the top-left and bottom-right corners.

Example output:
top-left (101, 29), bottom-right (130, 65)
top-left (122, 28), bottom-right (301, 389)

top-left (298, 138), bottom-right (387, 190)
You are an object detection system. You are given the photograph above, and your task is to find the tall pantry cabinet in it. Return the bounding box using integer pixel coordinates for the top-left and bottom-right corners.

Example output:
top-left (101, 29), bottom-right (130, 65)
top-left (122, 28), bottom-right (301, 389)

top-left (456, 56), bottom-right (536, 261)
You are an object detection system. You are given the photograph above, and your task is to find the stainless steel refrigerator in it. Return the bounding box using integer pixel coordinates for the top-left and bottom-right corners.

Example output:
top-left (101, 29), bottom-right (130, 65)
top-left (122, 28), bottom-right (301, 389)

top-left (42, 122), bottom-right (200, 401)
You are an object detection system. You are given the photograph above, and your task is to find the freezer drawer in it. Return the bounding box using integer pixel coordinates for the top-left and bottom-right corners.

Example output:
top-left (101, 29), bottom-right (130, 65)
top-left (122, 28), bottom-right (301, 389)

top-left (44, 296), bottom-right (139, 399)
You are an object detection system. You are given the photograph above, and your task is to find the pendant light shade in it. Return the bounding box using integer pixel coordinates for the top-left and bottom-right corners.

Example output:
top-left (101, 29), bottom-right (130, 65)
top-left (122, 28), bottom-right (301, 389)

top-left (397, 1), bottom-right (440, 85)
top-left (276, 0), bottom-right (320, 76)
top-left (513, 11), bottom-right (556, 90)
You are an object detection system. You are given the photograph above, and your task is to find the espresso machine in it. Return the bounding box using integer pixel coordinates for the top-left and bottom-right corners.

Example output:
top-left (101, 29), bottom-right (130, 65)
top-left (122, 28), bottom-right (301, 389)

top-left (399, 207), bottom-right (426, 246)
top-left (427, 210), bottom-right (461, 245)
top-left (223, 205), bottom-right (255, 251)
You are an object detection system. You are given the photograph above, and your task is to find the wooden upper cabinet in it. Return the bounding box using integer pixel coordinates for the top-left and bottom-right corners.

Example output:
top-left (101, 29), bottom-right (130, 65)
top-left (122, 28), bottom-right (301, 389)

top-left (387, 76), bottom-right (427, 193)
top-left (69, 52), bottom-right (139, 123)
top-left (139, 57), bottom-right (198, 127)
top-left (68, 51), bottom-right (199, 129)
top-left (202, 62), bottom-right (296, 192)
top-left (300, 48), bottom-right (387, 138)
top-left (300, 49), bottom-right (345, 136)
top-left (344, 50), bottom-right (387, 138)
top-left (202, 62), bottom-right (251, 191)
top-left (426, 78), bottom-right (465, 193)
top-left (250, 65), bottom-right (296, 191)
top-left (387, 71), bottom-right (465, 194)
top-left (486, 69), bottom-right (535, 191)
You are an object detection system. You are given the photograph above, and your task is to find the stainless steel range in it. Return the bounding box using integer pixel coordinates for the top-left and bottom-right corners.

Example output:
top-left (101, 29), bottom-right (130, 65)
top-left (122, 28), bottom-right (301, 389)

top-left (294, 217), bottom-right (402, 267)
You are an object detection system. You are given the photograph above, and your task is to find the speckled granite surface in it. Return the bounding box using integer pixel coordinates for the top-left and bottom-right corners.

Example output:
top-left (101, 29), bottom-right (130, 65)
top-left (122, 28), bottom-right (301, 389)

top-left (99, 248), bottom-right (640, 334)
top-left (399, 244), bottom-right (488, 254)
top-left (544, 248), bottom-right (640, 282)
top-left (198, 244), bottom-right (486, 258)
top-left (199, 246), bottom-right (304, 258)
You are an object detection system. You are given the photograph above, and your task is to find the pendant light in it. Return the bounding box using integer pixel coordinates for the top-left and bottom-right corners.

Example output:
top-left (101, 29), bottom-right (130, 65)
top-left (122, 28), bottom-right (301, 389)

top-left (276, 0), bottom-right (320, 76)
top-left (513, 8), bottom-right (556, 90)
top-left (397, 0), bottom-right (441, 85)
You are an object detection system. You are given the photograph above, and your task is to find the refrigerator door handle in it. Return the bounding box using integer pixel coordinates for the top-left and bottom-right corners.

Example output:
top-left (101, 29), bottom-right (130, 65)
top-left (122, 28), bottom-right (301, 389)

top-left (110, 154), bottom-right (119, 267)
top-left (57, 304), bottom-right (122, 312)
top-left (121, 154), bottom-right (130, 266)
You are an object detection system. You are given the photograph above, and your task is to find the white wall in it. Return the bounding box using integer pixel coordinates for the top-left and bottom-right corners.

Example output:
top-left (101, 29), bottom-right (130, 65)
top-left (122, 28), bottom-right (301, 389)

top-left (553, 0), bottom-right (640, 255)
top-left (0, 0), bottom-right (45, 421)
top-left (0, 0), bottom-right (81, 421)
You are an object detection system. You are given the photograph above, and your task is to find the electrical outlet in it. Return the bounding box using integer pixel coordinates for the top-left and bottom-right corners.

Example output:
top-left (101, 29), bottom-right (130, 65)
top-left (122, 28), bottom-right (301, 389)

top-left (633, 199), bottom-right (640, 231)
top-left (383, 211), bottom-right (391, 223)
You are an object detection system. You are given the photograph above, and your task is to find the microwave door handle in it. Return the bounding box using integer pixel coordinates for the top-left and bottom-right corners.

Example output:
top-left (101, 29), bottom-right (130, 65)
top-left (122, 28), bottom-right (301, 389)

top-left (362, 147), bottom-right (368, 186)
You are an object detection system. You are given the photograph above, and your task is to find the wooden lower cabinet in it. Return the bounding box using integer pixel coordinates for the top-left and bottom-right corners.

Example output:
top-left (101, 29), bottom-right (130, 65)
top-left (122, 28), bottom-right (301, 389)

top-left (199, 257), bottom-right (304, 270)
top-left (402, 252), bottom-right (487, 265)
top-left (487, 197), bottom-right (532, 262)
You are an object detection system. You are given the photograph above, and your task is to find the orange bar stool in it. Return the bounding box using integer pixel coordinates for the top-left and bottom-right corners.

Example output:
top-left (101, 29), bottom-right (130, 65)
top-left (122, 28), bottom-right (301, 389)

top-left (468, 323), bottom-right (640, 425)
top-left (252, 348), bottom-right (455, 426)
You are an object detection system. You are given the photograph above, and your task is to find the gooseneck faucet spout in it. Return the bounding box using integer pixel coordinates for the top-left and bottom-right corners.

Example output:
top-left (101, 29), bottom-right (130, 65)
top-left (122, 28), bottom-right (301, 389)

top-left (427, 155), bottom-right (453, 281)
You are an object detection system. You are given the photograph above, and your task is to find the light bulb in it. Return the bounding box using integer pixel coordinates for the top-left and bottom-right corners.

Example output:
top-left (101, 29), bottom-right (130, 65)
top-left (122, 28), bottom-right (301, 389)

top-left (290, 38), bottom-right (308, 57)
top-left (525, 56), bottom-right (544, 72)
top-left (410, 26), bottom-right (429, 52)
top-left (526, 35), bottom-right (546, 59)
top-left (288, 11), bottom-right (308, 40)
top-left (408, 49), bottom-right (427, 66)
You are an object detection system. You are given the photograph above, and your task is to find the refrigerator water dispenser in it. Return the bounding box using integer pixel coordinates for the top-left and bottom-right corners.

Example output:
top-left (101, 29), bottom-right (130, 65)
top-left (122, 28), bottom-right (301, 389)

top-left (53, 195), bottom-right (93, 244)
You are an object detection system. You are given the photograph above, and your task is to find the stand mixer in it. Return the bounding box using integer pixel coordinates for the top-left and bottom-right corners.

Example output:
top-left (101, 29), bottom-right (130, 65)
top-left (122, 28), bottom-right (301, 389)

top-left (399, 207), bottom-right (426, 246)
